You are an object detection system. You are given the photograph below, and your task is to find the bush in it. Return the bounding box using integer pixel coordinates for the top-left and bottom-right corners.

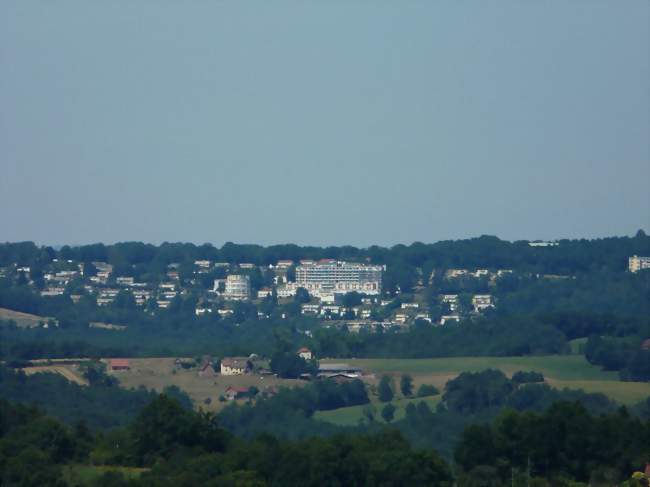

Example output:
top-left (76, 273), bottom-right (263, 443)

top-left (417, 384), bottom-right (440, 397)
top-left (511, 371), bottom-right (544, 384)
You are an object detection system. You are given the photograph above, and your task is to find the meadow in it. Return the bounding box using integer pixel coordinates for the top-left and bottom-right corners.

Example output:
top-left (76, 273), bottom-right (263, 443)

top-left (313, 355), bottom-right (650, 427)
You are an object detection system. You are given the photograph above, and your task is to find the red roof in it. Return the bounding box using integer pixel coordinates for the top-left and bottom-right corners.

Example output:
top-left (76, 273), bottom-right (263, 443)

top-left (110, 358), bottom-right (130, 367)
top-left (298, 347), bottom-right (311, 353)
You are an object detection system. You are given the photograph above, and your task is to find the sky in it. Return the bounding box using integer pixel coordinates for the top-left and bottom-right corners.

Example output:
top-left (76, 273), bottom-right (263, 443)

top-left (1, 1), bottom-right (648, 248)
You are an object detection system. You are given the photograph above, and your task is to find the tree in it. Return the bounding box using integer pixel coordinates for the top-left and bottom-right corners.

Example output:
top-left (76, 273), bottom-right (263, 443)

top-left (294, 287), bottom-right (310, 304)
top-left (362, 404), bottom-right (377, 423)
top-left (378, 375), bottom-right (394, 402)
top-left (416, 384), bottom-right (440, 397)
top-left (400, 374), bottom-right (413, 396)
top-left (381, 403), bottom-right (396, 423)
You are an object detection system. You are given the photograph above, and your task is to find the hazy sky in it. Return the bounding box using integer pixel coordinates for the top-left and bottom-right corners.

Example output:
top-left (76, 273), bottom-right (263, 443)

top-left (1, 1), bottom-right (648, 247)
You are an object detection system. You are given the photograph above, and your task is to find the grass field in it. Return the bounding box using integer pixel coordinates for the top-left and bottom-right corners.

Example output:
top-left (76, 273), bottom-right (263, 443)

top-left (22, 365), bottom-right (88, 386)
top-left (315, 394), bottom-right (441, 426)
top-left (109, 358), bottom-right (303, 412)
top-left (313, 355), bottom-right (649, 426)
top-left (0, 307), bottom-right (53, 327)
top-left (110, 355), bottom-right (648, 422)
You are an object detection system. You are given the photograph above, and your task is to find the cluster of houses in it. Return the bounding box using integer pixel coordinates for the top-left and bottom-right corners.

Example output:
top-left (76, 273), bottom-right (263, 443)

top-left (6, 257), bottom-right (507, 330)
top-left (105, 348), bottom-right (366, 403)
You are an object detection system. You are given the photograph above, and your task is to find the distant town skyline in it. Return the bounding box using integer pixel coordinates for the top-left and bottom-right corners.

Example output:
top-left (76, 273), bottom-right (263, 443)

top-left (1, 1), bottom-right (648, 247)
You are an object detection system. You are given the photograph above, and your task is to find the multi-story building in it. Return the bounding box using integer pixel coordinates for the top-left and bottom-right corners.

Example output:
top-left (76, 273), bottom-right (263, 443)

top-left (224, 275), bottom-right (251, 300)
top-left (295, 260), bottom-right (383, 298)
top-left (629, 255), bottom-right (650, 273)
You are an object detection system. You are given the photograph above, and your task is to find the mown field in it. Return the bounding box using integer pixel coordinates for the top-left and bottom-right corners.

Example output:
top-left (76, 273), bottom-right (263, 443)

top-left (312, 355), bottom-right (650, 427)
top-left (315, 394), bottom-right (441, 426)
top-left (109, 358), bottom-right (303, 412)
top-left (109, 355), bottom-right (649, 420)
top-left (0, 307), bottom-right (52, 327)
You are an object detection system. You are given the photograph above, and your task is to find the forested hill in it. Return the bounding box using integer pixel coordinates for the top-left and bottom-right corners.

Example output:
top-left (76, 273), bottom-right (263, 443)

top-left (2, 231), bottom-right (649, 281)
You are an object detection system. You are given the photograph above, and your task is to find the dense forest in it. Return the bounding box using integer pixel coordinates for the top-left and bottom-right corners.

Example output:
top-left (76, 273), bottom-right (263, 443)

top-left (1, 390), bottom-right (648, 486)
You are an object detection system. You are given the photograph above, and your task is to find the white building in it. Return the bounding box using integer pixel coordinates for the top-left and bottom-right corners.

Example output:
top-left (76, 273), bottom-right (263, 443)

top-left (472, 294), bottom-right (493, 312)
top-left (224, 275), bottom-right (251, 300)
top-left (629, 255), bottom-right (650, 273)
top-left (440, 315), bottom-right (460, 325)
top-left (295, 260), bottom-right (383, 298)
top-left (297, 347), bottom-right (313, 360)
top-left (257, 287), bottom-right (273, 299)
top-left (220, 357), bottom-right (250, 375)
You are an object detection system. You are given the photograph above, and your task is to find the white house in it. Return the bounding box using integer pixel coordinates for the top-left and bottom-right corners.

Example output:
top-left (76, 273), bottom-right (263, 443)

top-left (297, 347), bottom-right (313, 360)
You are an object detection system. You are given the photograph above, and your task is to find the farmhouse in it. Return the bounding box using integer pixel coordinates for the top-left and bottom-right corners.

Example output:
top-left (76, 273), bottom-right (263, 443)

top-left (220, 357), bottom-right (251, 375)
top-left (224, 386), bottom-right (250, 401)
top-left (297, 347), bottom-right (313, 360)
top-left (109, 359), bottom-right (130, 371)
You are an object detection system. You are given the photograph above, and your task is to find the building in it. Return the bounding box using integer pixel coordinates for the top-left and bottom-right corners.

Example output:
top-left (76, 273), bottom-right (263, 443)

top-left (629, 255), bottom-right (650, 273)
top-left (298, 347), bottom-right (313, 360)
top-left (224, 386), bottom-right (250, 401)
top-left (316, 363), bottom-right (363, 379)
top-left (220, 357), bottom-right (251, 375)
top-left (109, 359), bottom-right (130, 371)
top-left (295, 260), bottom-right (383, 298)
top-left (276, 283), bottom-right (298, 298)
top-left (257, 287), bottom-right (273, 299)
top-left (224, 275), bottom-right (251, 300)
top-left (441, 294), bottom-right (459, 311)
top-left (440, 315), bottom-right (460, 325)
top-left (528, 241), bottom-right (559, 247)
top-left (472, 294), bottom-right (494, 312)
top-left (301, 303), bottom-right (320, 315)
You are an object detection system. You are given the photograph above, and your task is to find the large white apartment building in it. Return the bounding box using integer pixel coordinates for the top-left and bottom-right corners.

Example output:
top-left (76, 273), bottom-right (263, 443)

top-left (295, 260), bottom-right (383, 298)
top-left (629, 255), bottom-right (650, 273)
top-left (224, 274), bottom-right (251, 300)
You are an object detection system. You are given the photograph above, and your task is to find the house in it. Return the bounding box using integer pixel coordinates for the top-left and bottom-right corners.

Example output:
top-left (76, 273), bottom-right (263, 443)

top-left (394, 313), bottom-right (408, 324)
top-left (257, 287), bottom-right (273, 299)
top-left (224, 386), bottom-right (250, 401)
top-left (198, 362), bottom-right (216, 377)
top-left (220, 357), bottom-right (251, 375)
top-left (301, 304), bottom-right (320, 315)
top-left (640, 339), bottom-right (650, 351)
top-left (440, 315), bottom-right (460, 325)
top-left (446, 269), bottom-right (468, 279)
top-left (109, 359), bottom-right (130, 371)
top-left (472, 294), bottom-right (493, 312)
top-left (298, 347), bottom-right (313, 360)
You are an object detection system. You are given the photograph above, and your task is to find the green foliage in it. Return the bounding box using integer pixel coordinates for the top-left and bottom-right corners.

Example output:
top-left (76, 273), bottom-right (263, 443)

top-left (454, 402), bottom-right (650, 484)
top-left (378, 375), bottom-right (394, 402)
top-left (400, 374), bottom-right (413, 396)
top-left (443, 370), bottom-right (514, 414)
top-left (381, 403), bottom-right (397, 423)
top-left (417, 384), bottom-right (440, 397)
top-left (512, 370), bottom-right (545, 384)
top-left (0, 365), bottom-right (158, 430)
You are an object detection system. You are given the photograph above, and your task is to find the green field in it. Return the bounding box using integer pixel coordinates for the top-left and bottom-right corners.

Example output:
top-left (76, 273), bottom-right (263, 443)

top-left (313, 355), bottom-right (649, 426)
top-left (315, 395), bottom-right (441, 426)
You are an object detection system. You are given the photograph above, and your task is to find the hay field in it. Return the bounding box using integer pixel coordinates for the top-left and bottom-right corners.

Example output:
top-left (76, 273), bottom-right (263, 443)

top-left (108, 357), bottom-right (302, 412)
